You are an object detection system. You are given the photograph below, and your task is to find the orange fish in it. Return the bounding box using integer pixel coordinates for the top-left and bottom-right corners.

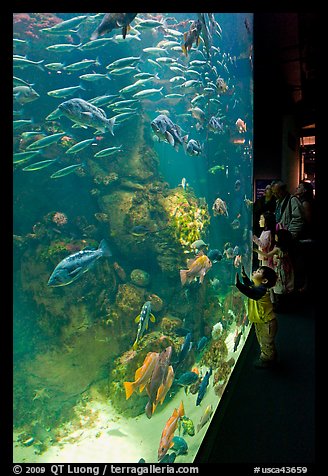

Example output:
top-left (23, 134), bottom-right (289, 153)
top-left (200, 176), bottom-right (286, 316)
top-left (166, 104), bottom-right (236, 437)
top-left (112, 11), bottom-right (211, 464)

top-left (145, 346), bottom-right (172, 418)
top-left (158, 401), bottom-right (185, 460)
top-left (123, 352), bottom-right (159, 400)
top-left (181, 20), bottom-right (202, 57)
top-left (153, 365), bottom-right (175, 412)
top-left (180, 253), bottom-right (212, 286)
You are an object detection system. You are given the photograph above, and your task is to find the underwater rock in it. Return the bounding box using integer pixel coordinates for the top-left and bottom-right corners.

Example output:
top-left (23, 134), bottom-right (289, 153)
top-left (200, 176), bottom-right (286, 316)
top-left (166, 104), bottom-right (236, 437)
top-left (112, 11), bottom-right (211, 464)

top-left (120, 179), bottom-right (145, 191)
top-left (147, 293), bottom-right (164, 312)
top-left (213, 361), bottom-right (232, 385)
top-left (200, 339), bottom-right (228, 369)
top-left (130, 269), bottom-right (150, 287)
top-left (160, 315), bottom-right (183, 334)
top-left (115, 283), bottom-right (146, 318)
top-left (113, 261), bottom-right (127, 282)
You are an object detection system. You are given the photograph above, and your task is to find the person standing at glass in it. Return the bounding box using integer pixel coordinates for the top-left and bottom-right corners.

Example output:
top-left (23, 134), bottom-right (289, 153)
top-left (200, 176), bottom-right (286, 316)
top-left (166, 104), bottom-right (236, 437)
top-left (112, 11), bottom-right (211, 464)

top-left (235, 265), bottom-right (278, 368)
top-left (253, 184), bottom-right (276, 237)
top-left (253, 210), bottom-right (276, 269)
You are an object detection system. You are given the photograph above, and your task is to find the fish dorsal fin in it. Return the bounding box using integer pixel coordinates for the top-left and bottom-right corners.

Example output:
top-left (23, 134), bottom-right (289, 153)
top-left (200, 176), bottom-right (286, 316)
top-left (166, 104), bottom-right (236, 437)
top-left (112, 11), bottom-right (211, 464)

top-left (135, 366), bottom-right (143, 380)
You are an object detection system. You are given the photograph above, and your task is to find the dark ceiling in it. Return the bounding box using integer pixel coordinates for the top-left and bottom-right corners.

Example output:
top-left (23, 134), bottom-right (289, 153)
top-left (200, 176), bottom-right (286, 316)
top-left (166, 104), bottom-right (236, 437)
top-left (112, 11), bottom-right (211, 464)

top-left (254, 12), bottom-right (318, 129)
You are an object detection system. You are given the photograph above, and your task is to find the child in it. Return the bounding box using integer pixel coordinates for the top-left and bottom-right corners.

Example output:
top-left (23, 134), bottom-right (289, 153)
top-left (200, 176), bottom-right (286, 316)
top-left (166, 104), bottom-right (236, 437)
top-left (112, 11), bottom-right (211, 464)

top-left (235, 265), bottom-right (278, 368)
top-left (253, 210), bottom-right (276, 268)
top-left (254, 228), bottom-right (295, 311)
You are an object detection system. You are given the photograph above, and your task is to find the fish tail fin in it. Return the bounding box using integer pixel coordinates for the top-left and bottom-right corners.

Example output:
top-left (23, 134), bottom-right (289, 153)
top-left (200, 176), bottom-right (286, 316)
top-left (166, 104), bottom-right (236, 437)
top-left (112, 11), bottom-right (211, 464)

top-left (107, 116), bottom-right (116, 135)
top-left (99, 239), bottom-right (112, 257)
top-left (123, 381), bottom-right (135, 400)
top-left (180, 270), bottom-right (188, 286)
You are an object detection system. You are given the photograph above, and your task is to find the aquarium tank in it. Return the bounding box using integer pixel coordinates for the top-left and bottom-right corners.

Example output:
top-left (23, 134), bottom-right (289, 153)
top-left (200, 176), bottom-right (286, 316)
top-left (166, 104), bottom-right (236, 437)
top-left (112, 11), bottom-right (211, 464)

top-left (13, 12), bottom-right (253, 463)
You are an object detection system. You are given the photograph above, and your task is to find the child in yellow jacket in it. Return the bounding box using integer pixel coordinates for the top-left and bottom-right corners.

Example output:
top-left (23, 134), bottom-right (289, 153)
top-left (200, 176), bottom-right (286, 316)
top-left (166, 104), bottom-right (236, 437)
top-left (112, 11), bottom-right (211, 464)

top-left (235, 265), bottom-right (278, 368)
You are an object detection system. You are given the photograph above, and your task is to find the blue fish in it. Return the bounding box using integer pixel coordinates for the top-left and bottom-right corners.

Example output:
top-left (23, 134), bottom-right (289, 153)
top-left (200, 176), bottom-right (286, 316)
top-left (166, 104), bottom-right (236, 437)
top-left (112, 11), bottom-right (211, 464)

top-left (175, 332), bottom-right (192, 368)
top-left (132, 301), bottom-right (156, 350)
top-left (176, 371), bottom-right (199, 387)
top-left (171, 436), bottom-right (188, 455)
top-left (47, 239), bottom-right (112, 287)
top-left (196, 367), bottom-right (212, 406)
top-left (196, 336), bottom-right (209, 352)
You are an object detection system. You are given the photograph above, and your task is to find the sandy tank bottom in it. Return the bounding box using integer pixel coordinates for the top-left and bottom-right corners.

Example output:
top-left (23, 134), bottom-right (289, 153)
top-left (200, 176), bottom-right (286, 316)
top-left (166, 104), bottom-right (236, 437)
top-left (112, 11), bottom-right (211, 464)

top-left (13, 329), bottom-right (249, 464)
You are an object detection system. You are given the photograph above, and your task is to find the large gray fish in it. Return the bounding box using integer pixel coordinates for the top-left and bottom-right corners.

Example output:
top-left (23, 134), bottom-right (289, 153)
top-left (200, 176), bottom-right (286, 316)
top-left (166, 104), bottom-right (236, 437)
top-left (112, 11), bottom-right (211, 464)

top-left (91, 13), bottom-right (138, 40)
top-left (185, 139), bottom-right (203, 156)
top-left (151, 114), bottom-right (186, 151)
top-left (48, 239), bottom-right (112, 287)
top-left (58, 98), bottom-right (116, 135)
top-left (13, 85), bottom-right (39, 105)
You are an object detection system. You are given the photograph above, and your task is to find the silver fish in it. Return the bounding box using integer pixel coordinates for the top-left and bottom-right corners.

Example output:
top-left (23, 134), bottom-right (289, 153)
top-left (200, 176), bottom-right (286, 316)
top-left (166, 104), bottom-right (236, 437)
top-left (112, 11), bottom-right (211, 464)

top-left (47, 239), bottom-right (112, 287)
top-left (58, 98), bottom-right (116, 135)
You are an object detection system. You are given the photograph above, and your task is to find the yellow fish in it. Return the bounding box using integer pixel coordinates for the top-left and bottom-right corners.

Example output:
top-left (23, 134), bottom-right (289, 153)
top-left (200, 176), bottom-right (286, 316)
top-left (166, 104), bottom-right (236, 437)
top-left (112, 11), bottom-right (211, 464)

top-left (123, 352), bottom-right (159, 399)
top-left (180, 252), bottom-right (212, 286)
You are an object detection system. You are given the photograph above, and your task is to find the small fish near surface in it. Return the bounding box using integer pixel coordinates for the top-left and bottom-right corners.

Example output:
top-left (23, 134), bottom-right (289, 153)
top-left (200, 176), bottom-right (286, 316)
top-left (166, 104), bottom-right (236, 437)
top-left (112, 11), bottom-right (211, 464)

top-left (93, 145), bottom-right (123, 158)
top-left (180, 252), bottom-right (212, 286)
top-left (151, 114), bottom-right (186, 151)
top-left (50, 163), bottom-right (85, 179)
top-left (58, 98), bottom-right (116, 135)
top-left (47, 85), bottom-right (85, 99)
top-left (47, 239), bottom-right (112, 287)
top-left (91, 13), bottom-right (138, 40)
top-left (22, 159), bottom-right (57, 172)
top-left (181, 19), bottom-right (202, 57)
top-left (26, 132), bottom-right (66, 151)
top-left (65, 138), bottom-right (96, 154)
top-left (132, 301), bottom-right (156, 350)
